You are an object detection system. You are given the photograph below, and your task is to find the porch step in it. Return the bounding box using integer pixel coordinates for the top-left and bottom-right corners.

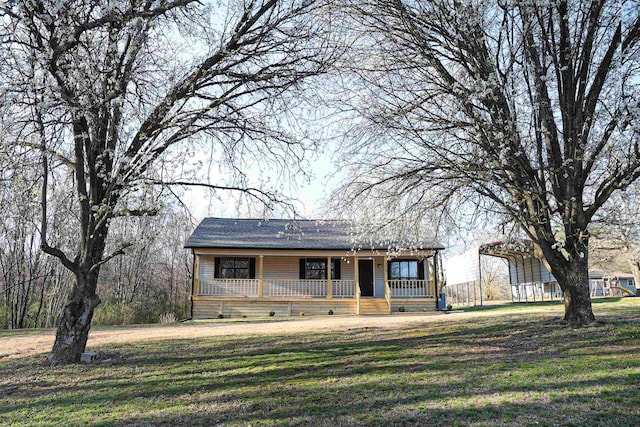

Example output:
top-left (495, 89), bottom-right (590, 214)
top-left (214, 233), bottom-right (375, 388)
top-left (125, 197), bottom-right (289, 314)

top-left (359, 298), bottom-right (390, 315)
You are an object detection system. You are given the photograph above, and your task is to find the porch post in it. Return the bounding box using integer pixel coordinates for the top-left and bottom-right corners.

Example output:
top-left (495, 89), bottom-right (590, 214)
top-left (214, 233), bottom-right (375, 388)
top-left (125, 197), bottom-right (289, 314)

top-left (258, 255), bottom-right (264, 298)
top-left (327, 256), bottom-right (333, 299)
top-left (434, 252), bottom-right (440, 308)
top-left (354, 255), bottom-right (359, 295)
top-left (384, 256), bottom-right (389, 296)
top-left (194, 254), bottom-right (200, 297)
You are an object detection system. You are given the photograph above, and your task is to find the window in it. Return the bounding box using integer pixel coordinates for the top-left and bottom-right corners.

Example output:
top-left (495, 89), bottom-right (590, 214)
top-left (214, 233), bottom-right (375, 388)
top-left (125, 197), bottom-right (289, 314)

top-left (299, 258), bottom-right (341, 280)
top-left (215, 257), bottom-right (255, 279)
top-left (305, 259), bottom-right (327, 279)
top-left (388, 259), bottom-right (424, 280)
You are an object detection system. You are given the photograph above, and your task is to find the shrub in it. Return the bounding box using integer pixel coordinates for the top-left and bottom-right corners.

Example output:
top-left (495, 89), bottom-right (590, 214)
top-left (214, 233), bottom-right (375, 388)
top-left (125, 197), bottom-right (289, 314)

top-left (93, 304), bottom-right (137, 326)
top-left (328, 309), bottom-right (334, 315)
top-left (269, 311), bottom-right (276, 317)
top-left (0, 305), bottom-right (8, 329)
top-left (159, 312), bottom-right (176, 324)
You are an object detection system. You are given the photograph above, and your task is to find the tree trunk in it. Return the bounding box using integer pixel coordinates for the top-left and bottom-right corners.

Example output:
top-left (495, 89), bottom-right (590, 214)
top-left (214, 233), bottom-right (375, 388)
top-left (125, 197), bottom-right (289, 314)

top-left (46, 272), bottom-right (101, 365)
top-left (556, 257), bottom-right (595, 326)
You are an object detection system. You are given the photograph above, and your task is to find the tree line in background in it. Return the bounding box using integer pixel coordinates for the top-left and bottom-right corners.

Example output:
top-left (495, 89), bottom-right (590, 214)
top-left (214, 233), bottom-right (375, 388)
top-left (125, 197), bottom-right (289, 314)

top-left (0, 151), bottom-right (193, 328)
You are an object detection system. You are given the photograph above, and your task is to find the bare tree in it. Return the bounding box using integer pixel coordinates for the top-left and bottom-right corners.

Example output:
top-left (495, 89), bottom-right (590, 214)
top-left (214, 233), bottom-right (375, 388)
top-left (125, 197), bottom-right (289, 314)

top-left (480, 256), bottom-right (510, 301)
top-left (331, 0), bottom-right (640, 325)
top-left (0, 137), bottom-right (75, 329)
top-left (590, 184), bottom-right (640, 287)
top-left (1, 0), bottom-right (334, 364)
top-left (95, 204), bottom-right (194, 324)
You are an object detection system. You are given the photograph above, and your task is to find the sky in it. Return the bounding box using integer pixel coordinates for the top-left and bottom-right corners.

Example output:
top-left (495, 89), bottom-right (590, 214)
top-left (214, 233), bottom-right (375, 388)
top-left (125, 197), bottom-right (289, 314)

top-left (182, 145), bottom-right (343, 222)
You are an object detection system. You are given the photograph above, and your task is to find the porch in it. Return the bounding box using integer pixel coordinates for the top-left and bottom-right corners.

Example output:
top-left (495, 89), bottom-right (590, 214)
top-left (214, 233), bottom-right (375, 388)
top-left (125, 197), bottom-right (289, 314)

top-left (192, 253), bottom-right (439, 317)
top-left (193, 277), bottom-right (436, 317)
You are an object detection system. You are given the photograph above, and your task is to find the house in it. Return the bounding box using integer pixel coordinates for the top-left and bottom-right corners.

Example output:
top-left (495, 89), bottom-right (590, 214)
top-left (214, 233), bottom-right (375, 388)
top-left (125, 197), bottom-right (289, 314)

top-left (185, 218), bottom-right (445, 318)
top-left (588, 270), bottom-right (637, 297)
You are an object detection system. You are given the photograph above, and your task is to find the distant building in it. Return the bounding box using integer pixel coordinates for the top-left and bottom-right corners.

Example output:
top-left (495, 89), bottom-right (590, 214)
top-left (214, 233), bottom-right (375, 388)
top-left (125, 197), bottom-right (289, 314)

top-left (444, 240), bottom-right (637, 305)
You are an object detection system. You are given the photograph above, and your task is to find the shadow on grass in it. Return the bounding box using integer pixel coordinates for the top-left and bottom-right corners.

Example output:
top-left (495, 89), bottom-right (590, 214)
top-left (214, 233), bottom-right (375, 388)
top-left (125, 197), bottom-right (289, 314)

top-left (1, 307), bottom-right (639, 426)
top-left (452, 297), bottom-right (632, 314)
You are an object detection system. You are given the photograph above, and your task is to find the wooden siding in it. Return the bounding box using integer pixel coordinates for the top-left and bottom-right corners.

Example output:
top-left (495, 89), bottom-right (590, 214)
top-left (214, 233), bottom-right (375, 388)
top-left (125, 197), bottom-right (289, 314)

top-left (339, 258), bottom-right (355, 280)
top-left (390, 298), bottom-right (437, 313)
top-left (263, 256), bottom-right (299, 279)
top-left (199, 256), bottom-right (216, 278)
top-left (198, 255), bottom-right (355, 281)
top-left (192, 253), bottom-right (433, 317)
top-left (193, 298), bottom-right (356, 318)
top-left (373, 256), bottom-right (385, 297)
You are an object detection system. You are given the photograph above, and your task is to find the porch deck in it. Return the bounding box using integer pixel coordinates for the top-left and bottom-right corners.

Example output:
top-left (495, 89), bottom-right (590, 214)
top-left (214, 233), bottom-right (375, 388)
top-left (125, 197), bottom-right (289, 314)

top-left (193, 278), bottom-right (436, 318)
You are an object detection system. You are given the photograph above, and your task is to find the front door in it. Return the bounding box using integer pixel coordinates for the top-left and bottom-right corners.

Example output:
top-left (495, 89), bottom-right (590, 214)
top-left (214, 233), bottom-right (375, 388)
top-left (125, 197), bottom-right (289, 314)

top-left (359, 260), bottom-right (374, 297)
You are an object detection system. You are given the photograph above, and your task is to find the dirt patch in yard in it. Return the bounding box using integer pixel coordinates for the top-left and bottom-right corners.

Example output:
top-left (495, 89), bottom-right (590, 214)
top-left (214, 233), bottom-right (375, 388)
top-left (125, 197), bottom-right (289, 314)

top-left (0, 307), bottom-right (560, 360)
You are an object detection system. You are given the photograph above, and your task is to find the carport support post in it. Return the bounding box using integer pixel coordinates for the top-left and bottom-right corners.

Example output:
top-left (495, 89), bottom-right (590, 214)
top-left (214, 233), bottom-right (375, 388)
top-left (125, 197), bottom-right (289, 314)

top-left (529, 257), bottom-right (536, 302)
top-left (478, 250), bottom-right (483, 306)
top-left (433, 252), bottom-right (440, 309)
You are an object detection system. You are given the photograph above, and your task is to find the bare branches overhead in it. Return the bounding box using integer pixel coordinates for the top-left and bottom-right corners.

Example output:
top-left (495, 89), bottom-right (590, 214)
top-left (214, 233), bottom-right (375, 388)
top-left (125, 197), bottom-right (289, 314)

top-left (1, 0), bottom-right (335, 363)
top-left (330, 0), bottom-right (639, 325)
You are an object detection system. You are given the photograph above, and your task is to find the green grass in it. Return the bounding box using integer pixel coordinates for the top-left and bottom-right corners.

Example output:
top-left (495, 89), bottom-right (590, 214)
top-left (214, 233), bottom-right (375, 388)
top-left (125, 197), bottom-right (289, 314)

top-left (1, 299), bottom-right (639, 426)
top-left (452, 296), bottom-right (636, 314)
top-left (0, 328), bottom-right (52, 338)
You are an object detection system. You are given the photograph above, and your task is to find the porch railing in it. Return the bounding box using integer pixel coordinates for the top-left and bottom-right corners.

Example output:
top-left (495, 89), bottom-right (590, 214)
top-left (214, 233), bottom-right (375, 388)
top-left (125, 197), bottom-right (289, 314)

top-left (198, 278), bottom-right (259, 297)
top-left (265, 279), bottom-right (328, 297)
top-left (197, 278), bottom-right (435, 298)
top-left (198, 278), bottom-right (356, 298)
top-left (332, 280), bottom-right (356, 298)
top-left (388, 279), bottom-right (435, 298)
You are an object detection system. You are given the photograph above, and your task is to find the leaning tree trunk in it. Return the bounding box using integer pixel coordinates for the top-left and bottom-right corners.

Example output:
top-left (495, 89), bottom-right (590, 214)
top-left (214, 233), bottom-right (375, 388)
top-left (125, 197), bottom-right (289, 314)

top-left (46, 269), bottom-right (102, 365)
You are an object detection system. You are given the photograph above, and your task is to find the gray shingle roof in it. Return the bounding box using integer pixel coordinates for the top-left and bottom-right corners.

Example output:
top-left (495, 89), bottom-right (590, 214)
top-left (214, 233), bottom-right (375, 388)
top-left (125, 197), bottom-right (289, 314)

top-left (185, 218), bottom-right (444, 251)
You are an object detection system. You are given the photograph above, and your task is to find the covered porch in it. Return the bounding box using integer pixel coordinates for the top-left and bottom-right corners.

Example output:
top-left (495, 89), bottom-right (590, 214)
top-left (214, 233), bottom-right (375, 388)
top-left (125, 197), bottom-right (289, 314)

top-left (192, 251), bottom-right (440, 317)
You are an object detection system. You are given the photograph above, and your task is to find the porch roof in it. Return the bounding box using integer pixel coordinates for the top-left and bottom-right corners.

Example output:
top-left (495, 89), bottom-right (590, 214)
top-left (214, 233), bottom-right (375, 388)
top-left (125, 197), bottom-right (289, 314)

top-left (185, 218), bottom-right (445, 252)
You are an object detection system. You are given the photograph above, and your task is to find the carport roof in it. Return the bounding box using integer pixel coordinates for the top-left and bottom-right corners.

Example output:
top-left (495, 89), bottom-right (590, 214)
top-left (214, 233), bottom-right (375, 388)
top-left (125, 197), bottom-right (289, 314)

top-left (479, 240), bottom-right (535, 258)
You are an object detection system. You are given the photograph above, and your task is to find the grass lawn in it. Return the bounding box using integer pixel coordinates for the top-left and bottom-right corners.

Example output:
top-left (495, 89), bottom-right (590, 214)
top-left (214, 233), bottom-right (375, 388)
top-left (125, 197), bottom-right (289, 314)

top-left (1, 298), bottom-right (639, 426)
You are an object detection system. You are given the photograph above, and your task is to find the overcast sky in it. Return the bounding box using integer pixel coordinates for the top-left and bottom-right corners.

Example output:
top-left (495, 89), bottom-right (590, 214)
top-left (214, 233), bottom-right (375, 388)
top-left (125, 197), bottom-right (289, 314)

top-left (182, 146), bottom-right (343, 222)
